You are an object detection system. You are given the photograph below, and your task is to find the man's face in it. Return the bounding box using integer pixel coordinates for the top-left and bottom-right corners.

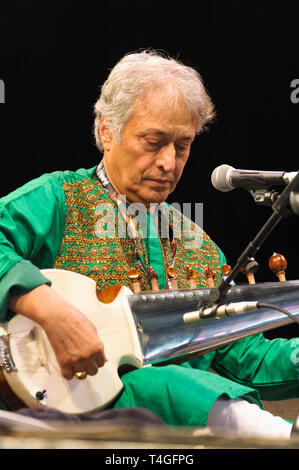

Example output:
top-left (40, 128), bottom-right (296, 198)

top-left (100, 88), bottom-right (196, 206)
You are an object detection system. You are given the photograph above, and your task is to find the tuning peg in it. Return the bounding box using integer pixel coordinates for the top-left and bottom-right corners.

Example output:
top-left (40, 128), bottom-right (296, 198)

top-left (167, 267), bottom-right (178, 290)
top-left (127, 268), bottom-right (141, 293)
top-left (220, 264), bottom-right (235, 286)
top-left (186, 266), bottom-right (197, 289)
top-left (205, 266), bottom-right (216, 288)
top-left (240, 257), bottom-right (259, 284)
top-left (240, 268), bottom-right (255, 284)
top-left (149, 267), bottom-right (159, 292)
top-left (221, 264), bottom-right (232, 278)
top-left (269, 253), bottom-right (287, 282)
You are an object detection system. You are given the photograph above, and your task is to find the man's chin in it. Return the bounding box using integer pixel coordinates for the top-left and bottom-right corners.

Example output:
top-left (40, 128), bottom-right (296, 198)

top-left (134, 190), bottom-right (169, 206)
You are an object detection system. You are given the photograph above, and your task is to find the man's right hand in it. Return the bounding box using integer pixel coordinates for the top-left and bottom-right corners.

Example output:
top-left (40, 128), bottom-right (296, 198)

top-left (9, 284), bottom-right (107, 380)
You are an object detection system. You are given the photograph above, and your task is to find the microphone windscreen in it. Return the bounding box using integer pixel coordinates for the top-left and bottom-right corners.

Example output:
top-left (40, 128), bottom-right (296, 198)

top-left (211, 164), bottom-right (235, 192)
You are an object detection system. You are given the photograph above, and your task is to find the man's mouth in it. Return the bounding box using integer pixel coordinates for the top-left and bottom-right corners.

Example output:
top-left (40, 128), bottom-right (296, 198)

top-left (145, 178), bottom-right (171, 187)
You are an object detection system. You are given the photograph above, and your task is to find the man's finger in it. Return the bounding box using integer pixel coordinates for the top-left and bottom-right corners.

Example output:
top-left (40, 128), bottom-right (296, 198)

top-left (61, 365), bottom-right (75, 381)
top-left (86, 359), bottom-right (99, 376)
top-left (95, 351), bottom-right (107, 367)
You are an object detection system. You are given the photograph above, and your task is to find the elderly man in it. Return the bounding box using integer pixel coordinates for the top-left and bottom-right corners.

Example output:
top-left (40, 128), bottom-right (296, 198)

top-left (0, 50), bottom-right (297, 440)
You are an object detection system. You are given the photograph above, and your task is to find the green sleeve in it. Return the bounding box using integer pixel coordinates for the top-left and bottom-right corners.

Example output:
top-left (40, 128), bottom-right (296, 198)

top-left (0, 260), bottom-right (52, 321)
top-left (0, 172), bottom-right (67, 320)
top-left (212, 333), bottom-right (299, 400)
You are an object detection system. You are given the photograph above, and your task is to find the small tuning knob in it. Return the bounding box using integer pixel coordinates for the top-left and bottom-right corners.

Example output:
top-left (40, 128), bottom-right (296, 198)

top-left (35, 390), bottom-right (47, 401)
top-left (127, 268), bottom-right (141, 293)
top-left (268, 252), bottom-right (287, 282)
top-left (221, 264), bottom-right (232, 277)
top-left (149, 267), bottom-right (159, 292)
top-left (186, 266), bottom-right (197, 289)
top-left (167, 267), bottom-right (178, 290)
top-left (240, 257), bottom-right (259, 284)
top-left (205, 266), bottom-right (216, 288)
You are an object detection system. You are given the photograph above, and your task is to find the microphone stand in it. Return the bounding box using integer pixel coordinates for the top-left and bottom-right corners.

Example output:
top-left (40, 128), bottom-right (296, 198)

top-left (208, 170), bottom-right (299, 306)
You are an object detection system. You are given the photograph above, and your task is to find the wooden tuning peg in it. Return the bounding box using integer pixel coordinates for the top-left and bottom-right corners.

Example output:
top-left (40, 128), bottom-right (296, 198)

top-left (167, 267), bottom-right (178, 290)
top-left (221, 264), bottom-right (232, 278)
top-left (186, 266), bottom-right (197, 289)
top-left (149, 267), bottom-right (159, 292)
top-left (240, 257), bottom-right (259, 284)
top-left (127, 268), bottom-right (141, 293)
top-left (269, 252), bottom-right (287, 282)
top-left (220, 264), bottom-right (235, 286)
top-left (240, 268), bottom-right (255, 284)
top-left (205, 266), bottom-right (216, 288)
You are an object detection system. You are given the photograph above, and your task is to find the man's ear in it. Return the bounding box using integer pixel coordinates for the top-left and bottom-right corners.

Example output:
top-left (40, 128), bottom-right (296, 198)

top-left (99, 117), bottom-right (113, 151)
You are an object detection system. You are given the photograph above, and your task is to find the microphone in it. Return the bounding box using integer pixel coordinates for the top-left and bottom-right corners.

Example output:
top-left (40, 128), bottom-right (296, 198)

top-left (211, 164), bottom-right (298, 192)
top-left (183, 301), bottom-right (259, 324)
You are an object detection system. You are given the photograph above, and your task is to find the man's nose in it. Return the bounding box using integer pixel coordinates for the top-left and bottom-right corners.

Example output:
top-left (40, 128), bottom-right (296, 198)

top-left (155, 144), bottom-right (176, 172)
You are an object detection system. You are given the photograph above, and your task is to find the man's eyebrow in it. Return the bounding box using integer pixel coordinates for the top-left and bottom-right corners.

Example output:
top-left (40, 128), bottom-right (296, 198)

top-left (141, 128), bottom-right (167, 135)
top-left (141, 129), bottom-right (195, 140)
top-left (179, 135), bottom-right (195, 141)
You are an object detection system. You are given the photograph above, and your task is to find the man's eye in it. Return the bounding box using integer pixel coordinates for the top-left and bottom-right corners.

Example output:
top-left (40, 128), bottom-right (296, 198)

top-left (147, 141), bottom-right (161, 146)
top-left (146, 140), bottom-right (162, 149)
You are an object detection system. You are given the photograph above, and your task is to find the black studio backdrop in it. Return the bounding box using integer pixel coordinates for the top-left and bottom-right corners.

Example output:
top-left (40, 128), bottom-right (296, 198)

top-left (0, 1), bottom-right (299, 338)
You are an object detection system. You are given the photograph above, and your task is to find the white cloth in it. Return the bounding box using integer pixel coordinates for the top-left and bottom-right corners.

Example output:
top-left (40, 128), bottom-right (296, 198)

top-left (207, 398), bottom-right (292, 440)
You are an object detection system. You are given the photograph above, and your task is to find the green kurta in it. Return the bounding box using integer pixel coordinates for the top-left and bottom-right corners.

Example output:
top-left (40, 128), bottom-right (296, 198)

top-left (0, 167), bottom-right (298, 425)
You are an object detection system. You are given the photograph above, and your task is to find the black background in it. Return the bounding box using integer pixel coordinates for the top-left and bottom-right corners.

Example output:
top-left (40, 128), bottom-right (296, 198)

top-left (1, 1), bottom-right (299, 338)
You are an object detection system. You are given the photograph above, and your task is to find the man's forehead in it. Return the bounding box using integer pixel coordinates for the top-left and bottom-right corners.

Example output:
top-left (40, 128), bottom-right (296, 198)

top-left (132, 88), bottom-right (194, 117)
top-left (126, 89), bottom-right (197, 139)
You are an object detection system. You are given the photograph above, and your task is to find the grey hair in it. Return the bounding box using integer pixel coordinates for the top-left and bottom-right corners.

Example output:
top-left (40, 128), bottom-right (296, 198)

top-left (93, 50), bottom-right (215, 152)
